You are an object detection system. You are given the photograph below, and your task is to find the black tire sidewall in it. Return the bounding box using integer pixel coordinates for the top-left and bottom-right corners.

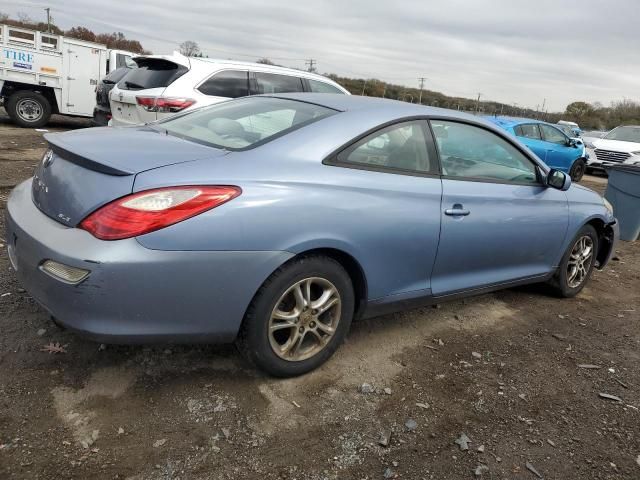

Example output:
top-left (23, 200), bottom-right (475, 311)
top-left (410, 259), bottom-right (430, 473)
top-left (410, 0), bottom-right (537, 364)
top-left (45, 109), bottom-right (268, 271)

top-left (7, 91), bottom-right (52, 128)
top-left (570, 159), bottom-right (586, 182)
top-left (239, 256), bottom-right (355, 377)
top-left (555, 225), bottom-right (598, 297)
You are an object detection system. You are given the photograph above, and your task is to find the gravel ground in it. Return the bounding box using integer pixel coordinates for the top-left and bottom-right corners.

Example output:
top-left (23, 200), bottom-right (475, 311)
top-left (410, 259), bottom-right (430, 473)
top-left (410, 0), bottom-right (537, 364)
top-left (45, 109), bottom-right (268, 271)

top-left (1, 109), bottom-right (639, 479)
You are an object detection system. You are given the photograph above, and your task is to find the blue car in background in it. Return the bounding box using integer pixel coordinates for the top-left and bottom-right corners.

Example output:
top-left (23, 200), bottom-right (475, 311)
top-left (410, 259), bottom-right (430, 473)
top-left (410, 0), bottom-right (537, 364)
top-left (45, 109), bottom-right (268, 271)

top-left (485, 117), bottom-right (588, 181)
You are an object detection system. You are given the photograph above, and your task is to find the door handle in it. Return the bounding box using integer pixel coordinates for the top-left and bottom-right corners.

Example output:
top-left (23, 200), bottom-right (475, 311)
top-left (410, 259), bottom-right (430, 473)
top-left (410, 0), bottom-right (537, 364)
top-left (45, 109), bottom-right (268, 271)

top-left (444, 204), bottom-right (470, 216)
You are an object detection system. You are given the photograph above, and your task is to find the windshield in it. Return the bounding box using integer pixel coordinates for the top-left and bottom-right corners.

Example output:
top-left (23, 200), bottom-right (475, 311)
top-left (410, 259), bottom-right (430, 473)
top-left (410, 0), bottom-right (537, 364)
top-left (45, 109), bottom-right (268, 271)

top-left (604, 126), bottom-right (640, 143)
top-left (156, 97), bottom-right (337, 150)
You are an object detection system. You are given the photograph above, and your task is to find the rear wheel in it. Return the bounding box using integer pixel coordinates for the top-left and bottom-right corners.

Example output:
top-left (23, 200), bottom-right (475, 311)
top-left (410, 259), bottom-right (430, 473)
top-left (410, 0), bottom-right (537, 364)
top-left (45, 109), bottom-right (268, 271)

top-left (7, 90), bottom-right (52, 128)
top-left (569, 159), bottom-right (586, 182)
top-left (548, 224), bottom-right (598, 297)
top-left (237, 256), bottom-right (355, 377)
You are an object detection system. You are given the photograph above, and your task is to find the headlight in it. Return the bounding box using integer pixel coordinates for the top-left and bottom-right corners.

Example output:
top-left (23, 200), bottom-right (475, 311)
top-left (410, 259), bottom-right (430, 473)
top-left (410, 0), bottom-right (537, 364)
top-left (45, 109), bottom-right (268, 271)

top-left (603, 198), bottom-right (614, 214)
top-left (631, 151), bottom-right (640, 156)
top-left (585, 142), bottom-right (596, 149)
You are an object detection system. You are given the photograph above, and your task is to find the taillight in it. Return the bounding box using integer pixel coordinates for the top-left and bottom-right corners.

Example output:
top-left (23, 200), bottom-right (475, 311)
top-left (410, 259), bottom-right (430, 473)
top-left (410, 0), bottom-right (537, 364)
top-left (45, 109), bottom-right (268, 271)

top-left (79, 186), bottom-right (241, 240)
top-left (136, 96), bottom-right (196, 113)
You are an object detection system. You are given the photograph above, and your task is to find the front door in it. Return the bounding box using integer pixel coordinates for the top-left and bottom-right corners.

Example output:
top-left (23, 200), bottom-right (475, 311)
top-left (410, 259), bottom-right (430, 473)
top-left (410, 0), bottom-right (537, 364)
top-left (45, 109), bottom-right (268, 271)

top-left (430, 120), bottom-right (569, 295)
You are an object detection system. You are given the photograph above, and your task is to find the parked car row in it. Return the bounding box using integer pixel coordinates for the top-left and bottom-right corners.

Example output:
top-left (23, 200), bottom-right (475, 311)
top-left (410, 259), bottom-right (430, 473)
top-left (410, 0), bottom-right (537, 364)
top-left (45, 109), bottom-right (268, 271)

top-left (92, 53), bottom-right (349, 127)
top-left (6, 93), bottom-right (618, 376)
top-left (484, 116), bottom-right (589, 181)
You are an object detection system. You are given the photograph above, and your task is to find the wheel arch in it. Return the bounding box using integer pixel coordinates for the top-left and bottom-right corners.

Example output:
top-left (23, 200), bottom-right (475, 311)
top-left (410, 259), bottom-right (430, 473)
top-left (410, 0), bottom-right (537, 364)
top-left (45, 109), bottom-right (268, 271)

top-left (240, 246), bottom-right (369, 332)
top-left (585, 217), bottom-right (616, 269)
top-left (2, 82), bottom-right (59, 114)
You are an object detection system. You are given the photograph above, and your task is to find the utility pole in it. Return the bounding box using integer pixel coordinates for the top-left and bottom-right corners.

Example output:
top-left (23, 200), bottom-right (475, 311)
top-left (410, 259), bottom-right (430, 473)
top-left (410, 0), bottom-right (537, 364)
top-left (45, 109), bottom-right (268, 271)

top-left (361, 79), bottom-right (367, 96)
top-left (382, 84), bottom-right (386, 98)
top-left (305, 59), bottom-right (316, 73)
top-left (45, 7), bottom-right (51, 33)
top-left (476, 93), bottom-right (482, 113)
top-left (418, 77), bottom-right (427, 104)
top-left (499, 104), bottom-right (504, 115)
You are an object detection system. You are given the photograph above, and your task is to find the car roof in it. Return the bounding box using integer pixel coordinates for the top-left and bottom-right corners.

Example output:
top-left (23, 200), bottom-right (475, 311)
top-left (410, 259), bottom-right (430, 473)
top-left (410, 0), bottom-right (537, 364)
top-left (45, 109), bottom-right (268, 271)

top-left (483, 116), bottom-right (561, 130)
top-left (267, 93), bottom-right (481, 120)
top-left (190, 58), bottom-right (338, 82)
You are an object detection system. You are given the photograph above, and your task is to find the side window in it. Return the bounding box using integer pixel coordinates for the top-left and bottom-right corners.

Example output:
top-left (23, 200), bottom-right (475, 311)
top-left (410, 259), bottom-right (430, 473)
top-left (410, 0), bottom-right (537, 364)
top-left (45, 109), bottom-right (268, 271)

top-left (336, 121), bottom-right (435, 174)
top-left (515, 124), bottom-right (542, 140)
top-left (308, 79), bottom-right (344, 94)
top-left (116, 54), bottom-right (136, 69)
top-left (431, 121), bottom-right (539, 184)
top-left (540, 124), bottom-right (568, 145)
top-left (253, 73), bottom-right (304, 94)
top-left (197, 70), bottom-right (249, 98)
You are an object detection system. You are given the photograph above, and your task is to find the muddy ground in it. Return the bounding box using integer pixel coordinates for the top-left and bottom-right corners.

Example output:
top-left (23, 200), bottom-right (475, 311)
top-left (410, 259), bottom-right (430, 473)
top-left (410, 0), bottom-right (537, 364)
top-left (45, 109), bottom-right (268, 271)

top-left (0, 108), bottom-right (639, 480)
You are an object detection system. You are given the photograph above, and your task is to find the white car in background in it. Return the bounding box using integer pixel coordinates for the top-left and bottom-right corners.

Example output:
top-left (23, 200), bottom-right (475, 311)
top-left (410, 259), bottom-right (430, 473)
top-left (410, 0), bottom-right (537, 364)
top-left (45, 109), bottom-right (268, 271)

top-left (585, 125), bottom-right (640, 173)
top-left (109, 53), bottom-right (349, 126)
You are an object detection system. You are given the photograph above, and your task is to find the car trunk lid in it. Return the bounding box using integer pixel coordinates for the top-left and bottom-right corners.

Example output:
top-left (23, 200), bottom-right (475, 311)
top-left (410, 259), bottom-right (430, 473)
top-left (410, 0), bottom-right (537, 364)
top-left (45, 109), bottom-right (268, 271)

top-left (32, 127), bottom-right (227, 227)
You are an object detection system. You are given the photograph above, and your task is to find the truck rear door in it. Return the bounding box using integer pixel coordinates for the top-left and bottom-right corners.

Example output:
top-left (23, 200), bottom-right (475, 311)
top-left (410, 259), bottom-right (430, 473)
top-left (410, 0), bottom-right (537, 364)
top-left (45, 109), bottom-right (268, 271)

top-left (65, 41), bottom-right (102, 115)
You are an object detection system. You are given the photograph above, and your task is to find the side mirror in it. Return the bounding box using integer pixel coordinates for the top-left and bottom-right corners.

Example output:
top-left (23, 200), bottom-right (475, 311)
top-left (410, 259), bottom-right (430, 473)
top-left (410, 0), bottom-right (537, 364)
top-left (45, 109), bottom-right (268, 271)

top-left (547, 169), bottom-right (571, 191)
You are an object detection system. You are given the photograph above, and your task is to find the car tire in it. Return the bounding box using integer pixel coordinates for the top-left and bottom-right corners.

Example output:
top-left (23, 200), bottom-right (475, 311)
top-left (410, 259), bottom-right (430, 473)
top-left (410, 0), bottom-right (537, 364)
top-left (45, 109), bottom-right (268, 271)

top-left (548, 224), bottom-right (599, 298)
top-left (569, 159), bottom-right (586, 182)
top-left (237, 255), bottom-right (355, 377)
top-left (6, 90), bottom-right (52, 128)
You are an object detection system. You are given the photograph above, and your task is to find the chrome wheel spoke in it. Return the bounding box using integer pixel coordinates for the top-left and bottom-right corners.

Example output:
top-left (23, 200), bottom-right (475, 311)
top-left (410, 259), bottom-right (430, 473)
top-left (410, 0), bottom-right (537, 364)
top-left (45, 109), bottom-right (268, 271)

top-left (566, 235), bottom-right (594, 288)
top-left (268, 276), bottom-right (342, 362)
top-left (315, 321), bottom-right (335, 335)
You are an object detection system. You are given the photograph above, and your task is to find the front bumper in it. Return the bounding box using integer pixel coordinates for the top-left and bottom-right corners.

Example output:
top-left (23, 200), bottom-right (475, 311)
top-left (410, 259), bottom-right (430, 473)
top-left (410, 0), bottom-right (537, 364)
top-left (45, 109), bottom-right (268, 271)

top-left (5, 179), bottom-right (293, 343)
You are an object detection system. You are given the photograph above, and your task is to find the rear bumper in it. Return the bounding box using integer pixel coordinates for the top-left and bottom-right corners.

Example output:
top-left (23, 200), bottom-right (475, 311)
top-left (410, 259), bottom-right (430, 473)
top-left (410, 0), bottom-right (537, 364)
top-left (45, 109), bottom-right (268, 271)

top-left (5, 179), bottom-right (292, 343)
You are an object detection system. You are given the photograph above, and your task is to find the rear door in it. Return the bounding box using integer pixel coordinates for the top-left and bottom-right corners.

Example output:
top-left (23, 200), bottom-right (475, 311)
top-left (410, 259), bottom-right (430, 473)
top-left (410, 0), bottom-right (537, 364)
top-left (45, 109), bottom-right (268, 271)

top-left (65, 43), bottom-right (101, 115)
top-left (250, 72), bottom-right (305, 94)
top-left (430, 120), bottom-right (568, 296)
top-left (110, 57), bottom-right (188, 125)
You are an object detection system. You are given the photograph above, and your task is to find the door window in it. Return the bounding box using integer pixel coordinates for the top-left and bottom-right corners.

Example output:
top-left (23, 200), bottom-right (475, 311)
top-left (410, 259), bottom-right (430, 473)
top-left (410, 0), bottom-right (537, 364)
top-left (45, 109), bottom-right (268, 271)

top-left (540, 124), bottom-right (568, 145)
top-left (431, 121), bottom-right (539, 184)
top-left (252, 73), bottom-right (304, 94)
top-left (198, 70), bottom-right (249, 98)
top-left (515, 124), bottom-right (542, 140)
top-left (337, 121), bottom-right (436, 174)
top-left (308, 79), bottom-right (344, 94)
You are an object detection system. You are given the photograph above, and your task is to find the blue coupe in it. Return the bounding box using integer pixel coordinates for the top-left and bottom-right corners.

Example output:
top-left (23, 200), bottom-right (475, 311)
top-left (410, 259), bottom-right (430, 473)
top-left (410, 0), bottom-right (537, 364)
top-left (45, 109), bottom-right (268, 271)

top-left (485, 116), bottom-right (589, 181)
top-left (6, 94), bottom-right (618, 376)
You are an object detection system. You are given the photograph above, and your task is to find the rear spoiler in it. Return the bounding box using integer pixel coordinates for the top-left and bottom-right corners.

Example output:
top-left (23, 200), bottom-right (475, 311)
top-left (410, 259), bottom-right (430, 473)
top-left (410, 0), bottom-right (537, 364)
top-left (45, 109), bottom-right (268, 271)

top-left (131, 51), bottom-right (191, 69)
top-left (45, 134), bottom-right (134, 176)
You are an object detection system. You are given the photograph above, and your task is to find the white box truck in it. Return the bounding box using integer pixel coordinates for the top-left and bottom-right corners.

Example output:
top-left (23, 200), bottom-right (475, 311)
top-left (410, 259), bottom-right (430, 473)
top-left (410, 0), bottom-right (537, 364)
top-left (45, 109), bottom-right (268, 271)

top-left (0, 23), bottom-right (135, 127)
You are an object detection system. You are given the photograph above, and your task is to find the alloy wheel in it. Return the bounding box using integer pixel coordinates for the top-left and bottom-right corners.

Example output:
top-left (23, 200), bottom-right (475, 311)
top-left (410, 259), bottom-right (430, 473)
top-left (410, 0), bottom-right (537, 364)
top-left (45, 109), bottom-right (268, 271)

top-left (566, 235), bottom-right (594, 288)
top-left (268, 277), bottom-right (342, 361)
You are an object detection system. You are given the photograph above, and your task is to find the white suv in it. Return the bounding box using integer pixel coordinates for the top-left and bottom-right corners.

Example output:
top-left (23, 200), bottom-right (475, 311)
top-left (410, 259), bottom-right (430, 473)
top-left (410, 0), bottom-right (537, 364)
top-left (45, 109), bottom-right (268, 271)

top-left (109, 53), bottom-right (349, 126)
top-left (585, 125), bottom-right (640, 173)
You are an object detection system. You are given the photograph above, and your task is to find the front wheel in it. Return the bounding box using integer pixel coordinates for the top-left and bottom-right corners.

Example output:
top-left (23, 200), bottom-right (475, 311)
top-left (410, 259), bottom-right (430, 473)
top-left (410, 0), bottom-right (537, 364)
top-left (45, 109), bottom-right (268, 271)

top-left (569, 159), bottom-right (586, 182)
top-left (548, 224), bottom-right (598, 297)
top-left (237, 256), bottom-right (355, 377)
top-left (6, 90), bottom-right (52, 128)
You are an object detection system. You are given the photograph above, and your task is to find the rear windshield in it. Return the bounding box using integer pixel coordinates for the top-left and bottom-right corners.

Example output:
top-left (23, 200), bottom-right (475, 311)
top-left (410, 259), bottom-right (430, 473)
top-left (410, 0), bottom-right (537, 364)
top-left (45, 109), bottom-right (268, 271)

top-left (156, 97), bottom-right (337, 150)
top-left (103, 67), bottom-right (131, 85)
top-left (117, 59), bottom-right (187, 91)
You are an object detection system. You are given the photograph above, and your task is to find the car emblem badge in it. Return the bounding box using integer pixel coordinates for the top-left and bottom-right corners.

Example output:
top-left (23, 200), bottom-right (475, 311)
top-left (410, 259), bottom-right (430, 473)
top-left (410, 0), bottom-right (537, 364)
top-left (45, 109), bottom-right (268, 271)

top-left (42, 149), bottom-right (54, 168)
top-left (119, 92), bottom-right (123, 101)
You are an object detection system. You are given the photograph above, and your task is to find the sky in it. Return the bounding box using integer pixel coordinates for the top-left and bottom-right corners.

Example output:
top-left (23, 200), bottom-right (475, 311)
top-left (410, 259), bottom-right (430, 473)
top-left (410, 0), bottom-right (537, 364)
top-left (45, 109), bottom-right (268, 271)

top-left (2, 0), bottom-right (639, 111)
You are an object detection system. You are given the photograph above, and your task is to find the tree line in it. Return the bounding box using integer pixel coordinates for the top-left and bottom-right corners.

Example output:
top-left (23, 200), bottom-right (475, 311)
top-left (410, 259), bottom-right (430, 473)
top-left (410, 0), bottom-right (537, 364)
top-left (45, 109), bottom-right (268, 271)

top-left (2, 14), bottom-right (635, 130)
top-left (0, 11), bottom-right (148, 54)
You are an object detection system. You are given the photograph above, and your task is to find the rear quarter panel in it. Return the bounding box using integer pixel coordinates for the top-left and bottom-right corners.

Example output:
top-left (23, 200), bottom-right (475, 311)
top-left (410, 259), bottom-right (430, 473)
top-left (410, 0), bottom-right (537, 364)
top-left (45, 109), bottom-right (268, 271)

top-left (133, 110), bottom-right (444, 300)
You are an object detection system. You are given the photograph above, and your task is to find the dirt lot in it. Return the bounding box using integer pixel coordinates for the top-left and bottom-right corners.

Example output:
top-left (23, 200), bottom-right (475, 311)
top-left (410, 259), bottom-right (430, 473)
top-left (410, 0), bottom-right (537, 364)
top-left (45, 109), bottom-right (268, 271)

top-left (0, 108), bottom-right (639, 480)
